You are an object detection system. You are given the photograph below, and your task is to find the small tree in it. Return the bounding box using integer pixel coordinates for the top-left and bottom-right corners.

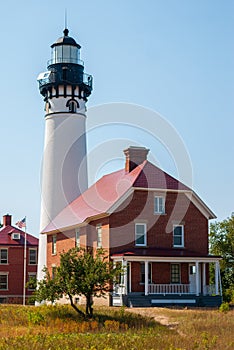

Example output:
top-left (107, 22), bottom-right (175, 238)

top-left (33, 248), bottom-right (122, 318)
top-left (209, 214), bottom-right (234, 302)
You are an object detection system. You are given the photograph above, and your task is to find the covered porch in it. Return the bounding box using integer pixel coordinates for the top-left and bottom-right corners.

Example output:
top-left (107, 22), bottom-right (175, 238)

top-left (111, 255), bottom-right (222, 307)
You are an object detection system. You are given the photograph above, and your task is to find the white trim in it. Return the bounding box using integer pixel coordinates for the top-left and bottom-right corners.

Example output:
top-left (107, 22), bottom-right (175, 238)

top-left (108, 188), bottom-right (134, 214)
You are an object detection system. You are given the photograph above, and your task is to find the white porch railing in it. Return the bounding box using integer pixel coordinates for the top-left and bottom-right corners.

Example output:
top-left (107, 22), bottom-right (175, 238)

top-left (113, 284), bottom-right (126, 295)
top-left (148, 284), bottom-right (191, 294)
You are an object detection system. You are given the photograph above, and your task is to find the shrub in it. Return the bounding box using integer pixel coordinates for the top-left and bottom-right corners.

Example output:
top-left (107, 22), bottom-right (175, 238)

top-left (219, 302), bottom-right (230, 312)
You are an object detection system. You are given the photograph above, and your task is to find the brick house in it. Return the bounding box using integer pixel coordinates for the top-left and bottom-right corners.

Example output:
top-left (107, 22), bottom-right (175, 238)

top-left (43, 147), bottom-right (222, 307)
top-left (0, 214), bottom-right (38, 304)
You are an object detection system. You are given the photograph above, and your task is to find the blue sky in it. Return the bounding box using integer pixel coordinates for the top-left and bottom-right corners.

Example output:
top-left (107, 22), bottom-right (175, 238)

top-left (0, 0), bottom-right (233, 236)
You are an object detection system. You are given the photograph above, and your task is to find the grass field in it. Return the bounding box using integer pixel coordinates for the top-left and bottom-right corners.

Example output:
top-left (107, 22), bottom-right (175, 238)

top-left (0, 304), bottom-right (233, 349)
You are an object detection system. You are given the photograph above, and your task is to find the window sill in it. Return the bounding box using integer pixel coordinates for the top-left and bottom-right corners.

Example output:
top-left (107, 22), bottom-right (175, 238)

top-left (154, 213), bottom-right (167, 216)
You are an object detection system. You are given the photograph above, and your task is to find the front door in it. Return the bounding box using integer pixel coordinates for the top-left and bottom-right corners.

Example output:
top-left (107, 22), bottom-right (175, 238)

top-left (189, 264), bottom-right (196, 293)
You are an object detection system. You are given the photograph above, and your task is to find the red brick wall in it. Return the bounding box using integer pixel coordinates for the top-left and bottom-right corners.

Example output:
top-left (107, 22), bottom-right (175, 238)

top-left (109, 190), bottom-right (208, 255)
top-left (0, 245), bottom-right (38, 300)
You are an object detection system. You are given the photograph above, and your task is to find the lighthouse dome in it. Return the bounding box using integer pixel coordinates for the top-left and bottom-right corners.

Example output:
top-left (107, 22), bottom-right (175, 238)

top-left (51, 28), bottom-right (81, 49)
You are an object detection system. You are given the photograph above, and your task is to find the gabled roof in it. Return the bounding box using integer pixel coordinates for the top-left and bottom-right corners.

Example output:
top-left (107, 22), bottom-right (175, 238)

top-left (0, 225), bottom-right (38, 246)
top-left (42, 160), bottom-right (215, 234)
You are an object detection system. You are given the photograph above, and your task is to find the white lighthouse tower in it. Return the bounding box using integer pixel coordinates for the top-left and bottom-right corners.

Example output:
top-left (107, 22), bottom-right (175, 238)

top-left (37, 29), bottom-right (92, 280)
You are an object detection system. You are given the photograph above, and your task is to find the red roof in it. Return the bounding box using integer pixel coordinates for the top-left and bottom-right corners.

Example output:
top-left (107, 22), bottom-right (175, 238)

top-left (0, 225), bottom-right (38, 246)
top-left (42, 160), bottom-right (192, 233)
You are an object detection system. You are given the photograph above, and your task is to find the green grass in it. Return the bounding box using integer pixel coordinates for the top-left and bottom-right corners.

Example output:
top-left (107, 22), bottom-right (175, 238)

top-left (0, 304), bottom-right (233, 349)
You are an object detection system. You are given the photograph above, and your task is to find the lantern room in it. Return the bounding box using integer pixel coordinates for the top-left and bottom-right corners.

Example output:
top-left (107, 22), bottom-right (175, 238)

top-left (48, 28), bottom-right (83, 66)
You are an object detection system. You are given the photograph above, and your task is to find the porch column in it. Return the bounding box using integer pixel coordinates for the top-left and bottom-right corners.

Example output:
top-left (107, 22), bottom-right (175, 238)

top-left (195, 261), bottom-right (200, 296)
top-left (145, 261), bottom-right (149, 296)
top-left (215, 261), bottom-right (219, 295)
top-left (123, 260), bottom-right (128, 295)
top-left (202, 263), bottom-right (206, 295)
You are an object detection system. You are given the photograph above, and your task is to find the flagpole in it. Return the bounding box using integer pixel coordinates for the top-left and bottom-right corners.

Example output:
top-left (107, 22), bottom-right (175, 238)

top-left (23, 217), bottom-right (27, 306)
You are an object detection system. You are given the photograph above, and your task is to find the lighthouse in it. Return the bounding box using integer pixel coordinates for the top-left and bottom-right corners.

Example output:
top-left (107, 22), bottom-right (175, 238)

top-left (37, 29), bottom-right (92, 280)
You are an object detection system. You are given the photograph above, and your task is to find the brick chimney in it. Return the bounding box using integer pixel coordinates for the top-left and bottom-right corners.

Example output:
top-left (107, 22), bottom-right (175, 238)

top-left (3, 214), bottom-right (12, 227)
top-left (124, 146), bottom-right (149, 172)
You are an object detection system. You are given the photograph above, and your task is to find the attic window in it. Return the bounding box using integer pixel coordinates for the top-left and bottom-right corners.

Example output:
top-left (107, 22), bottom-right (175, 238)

top-left (11, 233), bottom-right (20, 240)
top-left (154, 196), bottom-right (165, 214)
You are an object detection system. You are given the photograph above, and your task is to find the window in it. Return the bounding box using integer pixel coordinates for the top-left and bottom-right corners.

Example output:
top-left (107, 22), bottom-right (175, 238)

top-left (66, 99), bottom-right (79, 113)
top-left (173, 225), bottom-right (184, 247)
top-left (0, 274), bottom-right (8, 290)
top-left (154, 196), bottom-right (165, 214)
top-left (75, 229), bottom-right (80, 248)
top-left (135, 223), bottom-right (147, 246)
top-left (97, 224), bottom-right (102, 248)
top-left (171, 264), bottom-right (181, 284)
top-left (52, 266), bottom-right (57, 280)
top-left (52, 235), bottom-right (57, 255)
top-left (28, 273), bottom-right (37, 290)
top-left (0, 249), bottom-right (8, 264)
top-left (140, 262), bottom-right (152, 284)
top-left (29, 249), bottom-right (37, 265)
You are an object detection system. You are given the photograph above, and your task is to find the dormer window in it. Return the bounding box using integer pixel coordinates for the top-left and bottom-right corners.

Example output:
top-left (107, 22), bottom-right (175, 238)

top-left (11, 233), bottom-right (20, 240)
top-left (66, 99), bottom-right (79, 113)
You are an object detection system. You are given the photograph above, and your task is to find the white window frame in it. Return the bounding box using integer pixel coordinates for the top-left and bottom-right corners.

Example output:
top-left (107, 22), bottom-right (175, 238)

top-left (173, 225), bottom-right (184, 247)
top-left (0, 248), bottom-right (8, 264)
top-left (135, 223), bottom-right (147, 246)
top-left (75, 229), bottom-right (80, 248)
top-left (154, 196), bottom-right (165, 214)
top-left (97, 224), bottom-right (102, 248)
top-left (52, 235), bottom-right (57, 255)
top-left (0, 273), bottom-right (8, 290)
top-left (28, 273), bottom-right (37, 291)
top-left (29, 248), bottom-right (37, 265)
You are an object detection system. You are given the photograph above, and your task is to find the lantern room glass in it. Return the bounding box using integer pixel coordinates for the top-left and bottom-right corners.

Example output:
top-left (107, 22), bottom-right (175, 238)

top-left (51, 45), bottom-right (81, 64)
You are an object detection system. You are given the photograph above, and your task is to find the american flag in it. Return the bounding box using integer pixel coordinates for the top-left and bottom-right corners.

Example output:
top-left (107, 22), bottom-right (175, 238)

top-left (16, 217), bottom-right (26, 228)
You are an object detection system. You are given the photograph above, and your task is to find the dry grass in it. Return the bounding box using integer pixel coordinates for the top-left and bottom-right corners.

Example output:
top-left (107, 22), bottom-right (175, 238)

top-left (126, 307), bottom-right (234, 349)
top-left (0, 304), bottom-right (233, 349)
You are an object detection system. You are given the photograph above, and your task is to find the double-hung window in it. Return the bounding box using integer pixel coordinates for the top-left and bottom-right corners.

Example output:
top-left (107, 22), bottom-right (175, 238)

top-left (75, 229), bottom-right (80, 248)
top-left (28, 273), bottom-right (37, 290)
top-left (173, 225), bottom-right (184, 247)
top-left (0, 274), bottom-right (8, 290)
top-left (29, 249), bottom-right (37, 265)
top-left (52, 235), bottom-right (57, 255)
top-left (97, 224), bottom-right (102, 248)
top-left (0, 249), bottom-right (8, 264)
top-left (135, 223), bottom-right (147, 246)
top-left (154, 196), bottom-right (165, 214)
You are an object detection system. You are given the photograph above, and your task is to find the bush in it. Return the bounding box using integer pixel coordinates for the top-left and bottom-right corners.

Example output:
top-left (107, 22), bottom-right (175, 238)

top-left (219, 302), bottom-right (230, 312)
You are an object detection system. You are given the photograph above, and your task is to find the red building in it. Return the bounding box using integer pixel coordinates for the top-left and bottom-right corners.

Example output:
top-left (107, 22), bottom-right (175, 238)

top-left (42, 147), bottom-right (222, 307)
top-left (0, 214), bottom-right (38, 304)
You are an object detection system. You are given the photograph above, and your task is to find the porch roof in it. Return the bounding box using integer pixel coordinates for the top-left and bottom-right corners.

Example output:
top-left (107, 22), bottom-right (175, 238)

top-left (111, 247), bottom-right (221, 262)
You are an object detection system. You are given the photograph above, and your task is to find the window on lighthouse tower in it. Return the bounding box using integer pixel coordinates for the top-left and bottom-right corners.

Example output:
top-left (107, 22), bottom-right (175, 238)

top-left (67, 99), bottom-right (79, 113)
